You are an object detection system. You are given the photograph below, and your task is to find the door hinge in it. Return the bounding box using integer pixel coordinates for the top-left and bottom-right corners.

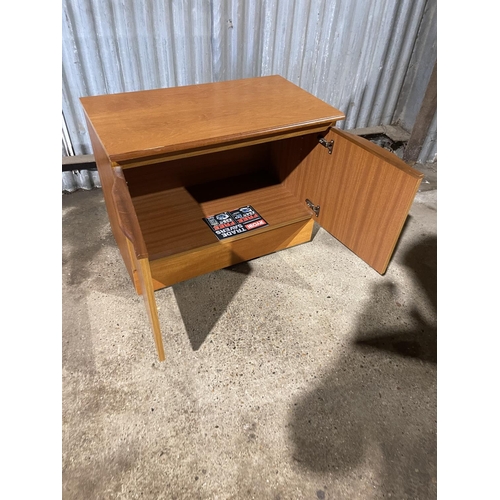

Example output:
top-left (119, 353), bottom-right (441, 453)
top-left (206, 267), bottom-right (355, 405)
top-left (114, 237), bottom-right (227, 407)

top-left (306, 199), bottom-right (320, 217)
top-left (318, 137), bottom-right (334, 154)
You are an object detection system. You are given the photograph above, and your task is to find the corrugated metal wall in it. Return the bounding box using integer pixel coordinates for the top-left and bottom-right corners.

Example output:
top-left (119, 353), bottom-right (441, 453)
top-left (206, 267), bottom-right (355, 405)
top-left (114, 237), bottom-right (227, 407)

top-left (62, 0), bottom-right (437, 190)
top-left (393, 0), bottom-right (436, 163)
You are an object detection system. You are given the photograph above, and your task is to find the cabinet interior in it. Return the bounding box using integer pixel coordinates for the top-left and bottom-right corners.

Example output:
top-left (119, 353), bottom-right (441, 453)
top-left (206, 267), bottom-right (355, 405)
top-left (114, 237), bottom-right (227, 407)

top-left (122, 133), bottom-right (319, 262)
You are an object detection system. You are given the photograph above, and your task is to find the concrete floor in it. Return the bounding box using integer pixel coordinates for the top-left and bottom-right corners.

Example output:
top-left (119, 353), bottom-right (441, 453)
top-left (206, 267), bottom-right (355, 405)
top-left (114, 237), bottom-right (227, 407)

top-left (62, 164), bottom-right (437, 499)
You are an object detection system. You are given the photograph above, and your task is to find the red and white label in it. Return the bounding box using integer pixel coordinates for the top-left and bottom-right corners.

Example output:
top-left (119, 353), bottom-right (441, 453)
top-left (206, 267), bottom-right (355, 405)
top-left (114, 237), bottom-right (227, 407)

top-left (245, 219), bottom-right (266, 230)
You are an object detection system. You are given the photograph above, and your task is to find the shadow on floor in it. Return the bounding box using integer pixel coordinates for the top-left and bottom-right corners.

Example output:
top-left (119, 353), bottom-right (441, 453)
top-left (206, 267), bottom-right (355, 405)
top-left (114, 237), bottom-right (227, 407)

top-left (171, 241), bottom-right (315, 351)
top-left (287, 236), bottom-right (437, 497)
top-left (355, 235), bottom-right (437, 363)
top-left (172, 262), bottom-right (253, 350)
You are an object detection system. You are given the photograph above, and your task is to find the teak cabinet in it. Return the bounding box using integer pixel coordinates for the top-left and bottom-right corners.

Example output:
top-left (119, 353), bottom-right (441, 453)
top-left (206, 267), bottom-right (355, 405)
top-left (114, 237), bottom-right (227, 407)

top-left (81, 75), bottom-right (423, 362)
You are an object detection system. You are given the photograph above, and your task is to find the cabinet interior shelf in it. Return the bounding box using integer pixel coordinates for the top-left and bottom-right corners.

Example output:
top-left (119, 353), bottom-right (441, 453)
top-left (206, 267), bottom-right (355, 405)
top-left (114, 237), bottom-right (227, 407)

top-left (125, 169), bottom-right (311, 261)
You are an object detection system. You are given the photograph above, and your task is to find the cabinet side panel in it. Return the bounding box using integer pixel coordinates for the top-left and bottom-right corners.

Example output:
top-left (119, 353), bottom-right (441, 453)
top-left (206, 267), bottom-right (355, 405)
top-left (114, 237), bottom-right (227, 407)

top-left (84, 115), bottom-right (137, 285)
top-left (272, 133), bottom-right (319, 207)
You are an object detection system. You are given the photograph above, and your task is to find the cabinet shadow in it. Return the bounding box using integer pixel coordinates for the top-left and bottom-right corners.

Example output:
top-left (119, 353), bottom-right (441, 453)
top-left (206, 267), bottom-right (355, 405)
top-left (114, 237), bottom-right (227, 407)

top-left (172, 262), bottom-right (253, 351)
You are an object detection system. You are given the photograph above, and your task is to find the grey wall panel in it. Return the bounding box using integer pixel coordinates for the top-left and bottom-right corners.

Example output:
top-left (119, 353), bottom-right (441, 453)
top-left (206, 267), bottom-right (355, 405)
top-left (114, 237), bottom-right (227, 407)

top-left (394, 0), bottom-right (437, 133)
top-left (62, 0), bottom-right (437, 187)
top-left (62, 169), bottom-right (101, 193)
top-left (418, 109), bottom-right (437, 163)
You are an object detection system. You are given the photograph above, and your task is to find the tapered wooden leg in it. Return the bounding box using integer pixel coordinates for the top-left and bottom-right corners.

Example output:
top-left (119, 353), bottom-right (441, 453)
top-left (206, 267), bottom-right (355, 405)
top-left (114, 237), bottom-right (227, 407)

top-left (136, 257), bottom-right (165, 361)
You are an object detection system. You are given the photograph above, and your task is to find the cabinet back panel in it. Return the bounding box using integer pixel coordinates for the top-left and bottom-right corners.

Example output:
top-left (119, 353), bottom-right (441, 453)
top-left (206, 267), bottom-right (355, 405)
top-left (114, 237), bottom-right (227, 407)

top-left (123, 142), bottom-right (273, 197)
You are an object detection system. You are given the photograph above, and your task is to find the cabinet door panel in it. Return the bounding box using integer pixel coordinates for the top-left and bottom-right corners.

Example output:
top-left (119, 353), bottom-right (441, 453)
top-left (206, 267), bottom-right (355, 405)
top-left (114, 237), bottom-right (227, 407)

top-left (276, 128), bottom-right (424, 274)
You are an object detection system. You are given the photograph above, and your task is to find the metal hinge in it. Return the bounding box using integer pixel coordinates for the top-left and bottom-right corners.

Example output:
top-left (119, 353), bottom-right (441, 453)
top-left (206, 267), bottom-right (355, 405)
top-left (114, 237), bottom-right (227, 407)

top-left (318, 137), bottom-right (334, 154)
top-left (306, 199), bottom-right (320, 217)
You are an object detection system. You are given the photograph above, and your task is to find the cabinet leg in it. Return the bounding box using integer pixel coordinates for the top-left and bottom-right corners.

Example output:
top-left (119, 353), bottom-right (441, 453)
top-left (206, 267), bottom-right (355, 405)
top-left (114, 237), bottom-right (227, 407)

top-left (136, 257), bottom-right (166, 362)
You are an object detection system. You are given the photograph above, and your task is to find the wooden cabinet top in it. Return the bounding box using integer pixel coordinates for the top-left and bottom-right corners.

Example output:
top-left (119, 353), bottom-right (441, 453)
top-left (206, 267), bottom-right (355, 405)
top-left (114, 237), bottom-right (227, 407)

top-left (80, 75), bottom-right (345, 163)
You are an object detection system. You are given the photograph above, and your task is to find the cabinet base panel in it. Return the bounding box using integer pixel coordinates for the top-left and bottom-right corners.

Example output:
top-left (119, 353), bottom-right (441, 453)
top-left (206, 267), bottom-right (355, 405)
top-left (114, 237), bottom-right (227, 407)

top-left (148, 218), bottom-right (314, 291)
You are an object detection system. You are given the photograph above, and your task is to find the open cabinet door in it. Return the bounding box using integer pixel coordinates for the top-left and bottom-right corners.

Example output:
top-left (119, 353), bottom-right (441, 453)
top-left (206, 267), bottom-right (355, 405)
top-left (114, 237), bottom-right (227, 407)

top-left (277, 127), bottom-right (424, 274)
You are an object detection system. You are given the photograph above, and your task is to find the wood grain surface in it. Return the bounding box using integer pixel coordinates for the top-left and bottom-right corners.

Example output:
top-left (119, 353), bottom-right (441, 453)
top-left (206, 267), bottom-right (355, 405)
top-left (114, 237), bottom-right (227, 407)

top-left (123, 143), bottom-right (273, 196)
top-left (149, 219), bottom-right (314, 290)
top-left (80, 75), bottom-right (345, 163)
top-left (136, 256), bottom-right (165, 361)
top-left (129, 172), bottom-right (311, 261)
top-left (274, 128), bottom-right (423, 274)
top-left (111, 167), bottom-right (148, 259)
top-left (85, 116), bottom-right (138, 286)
